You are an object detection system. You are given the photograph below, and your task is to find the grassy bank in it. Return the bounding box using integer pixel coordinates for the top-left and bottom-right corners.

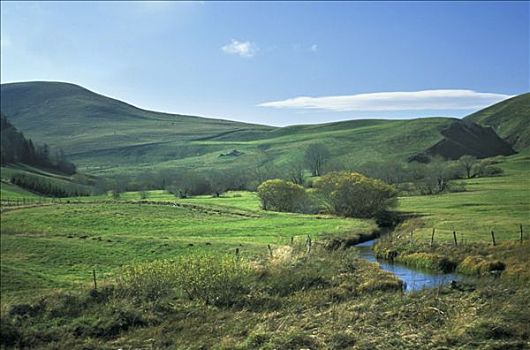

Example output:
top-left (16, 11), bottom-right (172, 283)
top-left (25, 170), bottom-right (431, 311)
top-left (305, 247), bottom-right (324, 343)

top-left (2, 244), bottom-right (528, 350)
top-left (375, 154), bottom-right (530, 281)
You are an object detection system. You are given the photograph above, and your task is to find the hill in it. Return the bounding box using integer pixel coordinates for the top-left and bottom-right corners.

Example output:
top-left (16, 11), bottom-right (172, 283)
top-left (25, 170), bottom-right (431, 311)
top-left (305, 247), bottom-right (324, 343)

top-left (409, 120), bottom-right (516, 162)
top-left (1, 82), bottom-right (528, 177)
top-left (465, 93), bottom-right (530, 151)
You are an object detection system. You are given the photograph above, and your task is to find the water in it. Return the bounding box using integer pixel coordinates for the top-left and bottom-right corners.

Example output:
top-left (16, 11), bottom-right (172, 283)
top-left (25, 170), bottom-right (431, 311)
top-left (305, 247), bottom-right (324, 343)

top-left (355, 239), bottom-right (462, 292)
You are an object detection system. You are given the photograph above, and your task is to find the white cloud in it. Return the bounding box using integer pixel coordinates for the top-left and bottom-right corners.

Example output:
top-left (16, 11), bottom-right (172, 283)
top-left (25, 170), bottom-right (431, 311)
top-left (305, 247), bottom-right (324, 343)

top-left (222, 39), bottom-right (258, 58)
top-left (258, 89), bottom-right (512, 112)
top-left (310, 44), bottom-right (318, 52)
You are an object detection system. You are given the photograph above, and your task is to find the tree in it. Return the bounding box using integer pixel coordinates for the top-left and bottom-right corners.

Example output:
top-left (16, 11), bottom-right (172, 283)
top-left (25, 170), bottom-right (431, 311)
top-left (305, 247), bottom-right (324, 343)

top-left (248, 159), bottom-right (281, 190)
top-left (285, 157), bottom-right (306, 186)
top-left (257, 179), bottom-right (308, 212)
top-left (412, 158), bottom-right (461, 195)
top-left (207, 170), bottom-right (229, 197)
top-left (458, 155), bottom-right (477, 179)
top-left (304, 143), bottom-right (330, 177)
top-left (358, 160), bottom-right (408, 185)
top-left (314, 171), bottom-right (397, 218)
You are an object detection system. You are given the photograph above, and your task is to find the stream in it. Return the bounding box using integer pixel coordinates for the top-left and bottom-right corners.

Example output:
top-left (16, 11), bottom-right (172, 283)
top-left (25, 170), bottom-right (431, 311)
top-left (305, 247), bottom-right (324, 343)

top-left (355, 239), bottom-right (463, 292)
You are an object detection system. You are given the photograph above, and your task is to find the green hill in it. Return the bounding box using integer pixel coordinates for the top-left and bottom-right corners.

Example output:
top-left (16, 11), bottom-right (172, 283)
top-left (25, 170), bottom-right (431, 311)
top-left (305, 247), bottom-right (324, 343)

top-left (0, 81), bottom-right (274, 155)
top-left (1, 81), bottom-right (528, 176)
top-left (464, 93), bottom-right (530, 151)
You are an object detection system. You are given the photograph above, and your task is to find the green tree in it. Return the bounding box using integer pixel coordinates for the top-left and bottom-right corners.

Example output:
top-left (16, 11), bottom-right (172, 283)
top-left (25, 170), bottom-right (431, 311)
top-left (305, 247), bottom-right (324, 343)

top-left (458, 155), bottom-right (478, 179)
top-left (314, 171), bottom-right (397, 218)
top-left (257, 179), bottom-right (308, 212)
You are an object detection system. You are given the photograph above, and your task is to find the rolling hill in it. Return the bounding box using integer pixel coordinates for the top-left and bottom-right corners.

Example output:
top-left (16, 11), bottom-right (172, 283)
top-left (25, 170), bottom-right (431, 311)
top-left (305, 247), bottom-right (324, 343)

top-left (465, 93), bottom-right (530, 151)
top-left (1, 81), bottom-right (527, 176)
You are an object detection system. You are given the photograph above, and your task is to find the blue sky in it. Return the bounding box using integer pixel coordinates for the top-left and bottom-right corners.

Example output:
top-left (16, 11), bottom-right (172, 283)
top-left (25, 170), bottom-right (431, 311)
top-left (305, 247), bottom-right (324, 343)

top-left (1, 1), bottom-right (528, 126)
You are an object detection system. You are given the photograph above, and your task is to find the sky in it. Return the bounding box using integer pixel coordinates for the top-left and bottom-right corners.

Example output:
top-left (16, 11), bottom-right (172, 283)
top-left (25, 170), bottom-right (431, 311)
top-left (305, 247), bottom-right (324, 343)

top-left (1, 1), bottom-right (528, 126)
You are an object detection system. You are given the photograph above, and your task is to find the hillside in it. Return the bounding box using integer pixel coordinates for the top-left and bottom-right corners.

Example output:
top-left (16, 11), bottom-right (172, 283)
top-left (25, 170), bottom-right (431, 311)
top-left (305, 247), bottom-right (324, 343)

top-left (409, 120), bottom-right (516, 162)
top-left (1, 82), bottom-right (528, 176)
top-left (0, 81), bottom-right (274, 154)
top-left (465, 93), bottom-right (530, 151)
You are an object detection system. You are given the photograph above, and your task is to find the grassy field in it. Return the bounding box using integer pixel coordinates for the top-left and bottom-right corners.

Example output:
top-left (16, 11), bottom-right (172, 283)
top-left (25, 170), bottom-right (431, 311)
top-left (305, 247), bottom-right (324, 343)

top-left (0, 192), bottom-right (375, 303)
top-left (397, 153), bottom-right (529, 243)
top-left (371, 153), bottom-right (530, 280)
top-left (0, 182), bottom-right (40, 199)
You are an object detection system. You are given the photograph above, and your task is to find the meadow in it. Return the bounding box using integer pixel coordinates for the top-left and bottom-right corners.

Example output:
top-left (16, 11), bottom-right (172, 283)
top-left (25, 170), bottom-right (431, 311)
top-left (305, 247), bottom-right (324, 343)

top-left (1, 153), bottom-right (529, 349)
top-left (397, 153), bottom-right (530, 243)
top-left (0, 191), bottom-right (375, 303)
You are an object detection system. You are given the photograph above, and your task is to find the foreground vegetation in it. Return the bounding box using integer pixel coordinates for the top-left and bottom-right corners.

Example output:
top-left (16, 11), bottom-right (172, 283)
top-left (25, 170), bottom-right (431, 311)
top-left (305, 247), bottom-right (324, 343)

top-left (2, 244), bottom-right (529, 349)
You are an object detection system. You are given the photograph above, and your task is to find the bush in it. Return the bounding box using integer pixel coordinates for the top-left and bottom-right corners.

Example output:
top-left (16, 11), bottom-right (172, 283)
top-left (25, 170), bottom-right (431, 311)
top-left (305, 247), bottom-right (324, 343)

top-left (116, 260), bottom-right (179, 301)
top-left (116, 255), bottom-right (251, 307)
top-left (314, 171), bottom-right (397, 218)
top-left (257, 179), bottom-right (309, 213)
top-left (174, 254), bottom-right (251, 306)
top-left (474, 164), bottom-right (504, 177)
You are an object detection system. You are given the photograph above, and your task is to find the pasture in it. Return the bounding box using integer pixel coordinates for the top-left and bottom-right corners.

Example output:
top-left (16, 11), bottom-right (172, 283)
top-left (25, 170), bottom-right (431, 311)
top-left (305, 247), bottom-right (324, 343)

top-left (0, 192), bottom-right (375, 302)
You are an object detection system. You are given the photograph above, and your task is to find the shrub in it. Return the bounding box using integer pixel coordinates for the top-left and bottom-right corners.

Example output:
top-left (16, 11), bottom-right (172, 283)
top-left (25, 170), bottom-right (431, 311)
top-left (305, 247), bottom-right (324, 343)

top-left (174, 254), bottom-right (251, 306)
top-left (257, 179), bottom-right (309, 213)
top-left (457, 256), bottom-right (506, 276)
top-left (314, 171), bottom-right (397, 218)
top-left (116, 255), bottom-right (251, 307)
top-left (475, 164), bottom-right (504, 177)
top-left (116, 260), bottom-right (178, 301)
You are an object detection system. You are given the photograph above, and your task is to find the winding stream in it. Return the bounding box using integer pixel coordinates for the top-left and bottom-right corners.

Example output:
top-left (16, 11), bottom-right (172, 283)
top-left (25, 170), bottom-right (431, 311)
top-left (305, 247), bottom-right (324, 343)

top-left (355, 239), bottom-right (463, 292)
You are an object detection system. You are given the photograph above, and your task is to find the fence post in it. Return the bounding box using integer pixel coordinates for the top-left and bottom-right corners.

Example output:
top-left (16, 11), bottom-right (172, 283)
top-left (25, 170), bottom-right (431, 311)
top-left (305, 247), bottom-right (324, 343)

top-left (306, 235), bottom-right (312, 254)
top-left (92, 269), bottom-right (97, 290)
top-left (431, 228), bottom-right (435, 246)
top-left (235, 247), bottom-right (240, 260)
top-left (520, 224), bottom-right (524, 244)
top-left (491, 231), bottom-right (496, 246)
top-left (267, 244), bottom-right (273, 258)
top-left (453, 231), bottom-right (458, 246)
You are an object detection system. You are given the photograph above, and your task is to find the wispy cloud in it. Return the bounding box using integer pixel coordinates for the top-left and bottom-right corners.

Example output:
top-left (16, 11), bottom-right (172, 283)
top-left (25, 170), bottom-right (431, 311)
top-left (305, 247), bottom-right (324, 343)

top-left (310, 44), bottom-right (318, 52)
top-left (222, 39), bottom-right (258, 58)
top-left (258, 89), bottom-right (512, 111)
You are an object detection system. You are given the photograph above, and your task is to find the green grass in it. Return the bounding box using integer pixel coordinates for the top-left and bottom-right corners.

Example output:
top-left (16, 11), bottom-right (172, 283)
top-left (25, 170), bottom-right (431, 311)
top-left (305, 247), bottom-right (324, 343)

top-left (0, 181), bottom-right (40, 199)
top-left (0, 164), bottom-right (93, 200)
top-left (0, 192), bottom-right (375, 300)
top-left (397, 154), bottom-right (530, 243)
top-left (465, 93), bottom-right (530, 150)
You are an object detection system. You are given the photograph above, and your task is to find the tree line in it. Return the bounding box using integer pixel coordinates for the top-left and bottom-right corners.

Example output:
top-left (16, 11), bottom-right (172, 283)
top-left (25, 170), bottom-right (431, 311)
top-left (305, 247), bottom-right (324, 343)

top-left (94, 142), bottom-right (505, 200)
top-left (0, 113), bottom-right (77, 175)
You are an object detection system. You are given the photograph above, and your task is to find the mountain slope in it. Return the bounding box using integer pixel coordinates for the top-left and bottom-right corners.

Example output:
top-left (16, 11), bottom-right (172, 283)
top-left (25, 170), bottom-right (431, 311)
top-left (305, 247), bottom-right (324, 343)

top-left (0, 81), bottom-right (275, 155)
top-left (1, 81), bottom-right (528, 176)
top-left (464, 93), bottom-right (530, 150)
